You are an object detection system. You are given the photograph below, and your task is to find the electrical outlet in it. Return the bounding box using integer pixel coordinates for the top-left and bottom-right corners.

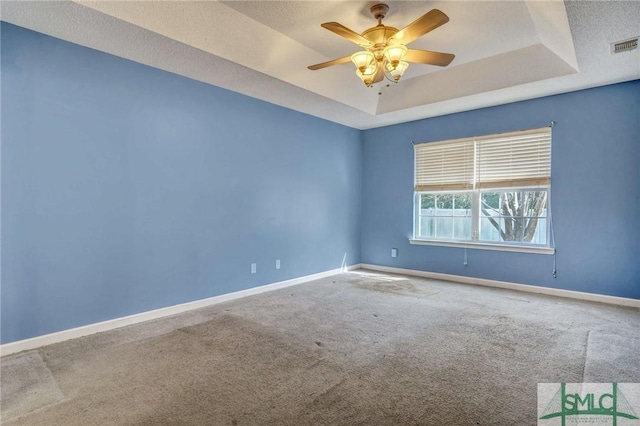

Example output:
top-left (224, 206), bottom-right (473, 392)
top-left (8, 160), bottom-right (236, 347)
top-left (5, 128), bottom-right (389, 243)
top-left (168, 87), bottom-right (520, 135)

top-left (391, 248), bottom-right (398, 258)
top-left (275, 259), bottom-right (281, 270)
top-left (251, 263), bottom-right (257, 274)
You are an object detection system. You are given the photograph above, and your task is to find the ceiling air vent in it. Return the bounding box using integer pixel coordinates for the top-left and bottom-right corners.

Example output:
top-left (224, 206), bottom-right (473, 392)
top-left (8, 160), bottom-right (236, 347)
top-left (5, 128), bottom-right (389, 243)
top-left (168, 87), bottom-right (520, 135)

top-left (611, 37), bottom-right (638, 54)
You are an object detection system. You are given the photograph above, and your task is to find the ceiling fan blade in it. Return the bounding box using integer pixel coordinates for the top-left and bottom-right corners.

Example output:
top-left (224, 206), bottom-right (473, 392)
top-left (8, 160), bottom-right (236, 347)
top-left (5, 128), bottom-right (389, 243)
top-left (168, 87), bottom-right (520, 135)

top-left (404, 49), bottom-right (455, 67)
top-left (391, 9), bottom-right (449, 45)
top-left (372, 63), bottom-right (385, 84)
top-left (321, 22), bottom-right (372, 47)
top-left (308, 56), bottom-right (352, 71)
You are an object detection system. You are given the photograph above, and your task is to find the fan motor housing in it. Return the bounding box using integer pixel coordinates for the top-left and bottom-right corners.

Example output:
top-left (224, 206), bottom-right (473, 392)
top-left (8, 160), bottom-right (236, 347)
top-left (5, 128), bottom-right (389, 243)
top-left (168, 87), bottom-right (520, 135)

top-left (362, 25), bottom-right (398, 45)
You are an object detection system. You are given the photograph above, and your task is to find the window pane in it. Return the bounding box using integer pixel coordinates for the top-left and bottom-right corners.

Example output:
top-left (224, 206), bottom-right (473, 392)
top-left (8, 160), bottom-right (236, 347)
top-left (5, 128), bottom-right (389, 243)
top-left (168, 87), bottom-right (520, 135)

top-left (482, 192), bottom-right (500, 210)
top-left (419, 216), bottom-right (435, 238)
top-left (421, 194), bottom-right (435, 210)
top-left (453, 217), bottom-right (472, 239)
top-left (453, 194), bottom-right (472, 215)
top-left (435, 195), bottom-right (452, 210)
top-left (479, 217), bottom-right (501, 242)
top-left (480, 190), bottom-right (548, 244)
top-left (532, 218), bottom-right (547, 245)
top-left (417, 192), bottom-right (473, 240)
top-left (436, 217), bottom-right (453, 239)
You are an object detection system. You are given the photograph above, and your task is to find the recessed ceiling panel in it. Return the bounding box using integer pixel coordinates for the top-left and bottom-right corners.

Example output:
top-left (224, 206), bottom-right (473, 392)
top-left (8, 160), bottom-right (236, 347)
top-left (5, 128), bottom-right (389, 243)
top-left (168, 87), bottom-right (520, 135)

top-left (2, 0), bottom-right (638, 129)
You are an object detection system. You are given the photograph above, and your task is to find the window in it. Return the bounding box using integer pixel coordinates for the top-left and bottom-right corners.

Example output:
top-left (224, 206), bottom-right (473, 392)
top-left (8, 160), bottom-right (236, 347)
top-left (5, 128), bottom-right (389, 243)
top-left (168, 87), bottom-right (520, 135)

top-left (413, 128), bottom-right (551, 252)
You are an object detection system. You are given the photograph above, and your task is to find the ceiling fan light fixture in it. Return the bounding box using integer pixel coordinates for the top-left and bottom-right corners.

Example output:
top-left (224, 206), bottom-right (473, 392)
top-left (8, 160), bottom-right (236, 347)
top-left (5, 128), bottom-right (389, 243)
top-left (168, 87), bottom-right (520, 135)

top-left (382, 44), bottom-right (407, 69)
top-left (387, 60), bottom-right (408, 82)
top-left (356, 64), bottom-right (377, 86)
top-left (308, 5), bottom-right (454, 89)
top-left (350, 51), bottom-right (376, 73)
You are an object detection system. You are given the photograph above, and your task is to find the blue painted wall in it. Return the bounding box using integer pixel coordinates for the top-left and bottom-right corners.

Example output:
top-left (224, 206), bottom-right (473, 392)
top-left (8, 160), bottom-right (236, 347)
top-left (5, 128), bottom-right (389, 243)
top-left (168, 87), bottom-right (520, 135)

top-left (1, 23), bottom-right (362, 344)
top-left (362, 80), bottom-right (640, 299)
top-left (2, 22), bottom-right (639, 345)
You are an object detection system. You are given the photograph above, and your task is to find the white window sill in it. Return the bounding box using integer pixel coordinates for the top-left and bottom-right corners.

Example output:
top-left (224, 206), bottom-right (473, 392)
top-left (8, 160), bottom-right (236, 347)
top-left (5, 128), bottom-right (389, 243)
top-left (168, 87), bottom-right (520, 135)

top-left (409, 239), bottom-right (555, 255)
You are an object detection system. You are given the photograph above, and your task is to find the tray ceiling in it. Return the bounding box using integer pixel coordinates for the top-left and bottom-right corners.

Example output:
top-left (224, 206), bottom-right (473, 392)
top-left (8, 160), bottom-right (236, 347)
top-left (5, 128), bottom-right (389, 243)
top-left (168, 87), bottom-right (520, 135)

top-left (2, 1), bottom-right (639, 129)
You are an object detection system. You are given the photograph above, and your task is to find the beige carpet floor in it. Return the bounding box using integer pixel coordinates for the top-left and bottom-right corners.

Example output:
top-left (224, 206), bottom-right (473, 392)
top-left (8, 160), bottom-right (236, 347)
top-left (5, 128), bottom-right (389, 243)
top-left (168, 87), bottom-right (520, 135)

top-left (2, 270), bottom-right (639, 425)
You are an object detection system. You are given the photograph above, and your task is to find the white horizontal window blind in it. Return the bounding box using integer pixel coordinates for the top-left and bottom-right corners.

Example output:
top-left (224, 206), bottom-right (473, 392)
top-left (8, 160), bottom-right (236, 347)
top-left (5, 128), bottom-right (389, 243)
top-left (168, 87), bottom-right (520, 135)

top-left (476, 128), bottom-right (551, 189)
top-left (414, 127), bottom-right (551, 190)
top-left (414, 139), bottom-right (474, 191)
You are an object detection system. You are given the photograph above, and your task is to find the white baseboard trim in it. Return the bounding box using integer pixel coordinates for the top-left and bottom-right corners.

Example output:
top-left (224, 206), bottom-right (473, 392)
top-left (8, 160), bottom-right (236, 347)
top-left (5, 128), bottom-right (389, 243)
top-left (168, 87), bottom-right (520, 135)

top-left (357, 264), bottom-right (640, 309)
top-left (0, 265), bottom-right (358, 357)
top-left (5, 263), bottom-right (636, 357)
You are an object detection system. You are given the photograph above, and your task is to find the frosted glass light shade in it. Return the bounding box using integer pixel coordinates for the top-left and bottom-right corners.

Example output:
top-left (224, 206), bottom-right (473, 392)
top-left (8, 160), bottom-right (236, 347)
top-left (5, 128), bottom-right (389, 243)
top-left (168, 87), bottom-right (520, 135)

top-left (356, 64), bottom-right (377, 86)
top-left (388, 61), bottom-right (409, 81)
top-left (351, 51), bottom-right (375, 73)
top-left (383, 44), bottom-right (408, 69)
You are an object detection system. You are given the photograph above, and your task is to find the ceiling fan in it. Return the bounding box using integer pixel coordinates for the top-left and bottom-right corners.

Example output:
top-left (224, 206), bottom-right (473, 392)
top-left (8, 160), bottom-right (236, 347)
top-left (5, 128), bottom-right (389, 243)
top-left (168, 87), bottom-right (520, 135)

top-left (308, 3), bottom-right (455, 87)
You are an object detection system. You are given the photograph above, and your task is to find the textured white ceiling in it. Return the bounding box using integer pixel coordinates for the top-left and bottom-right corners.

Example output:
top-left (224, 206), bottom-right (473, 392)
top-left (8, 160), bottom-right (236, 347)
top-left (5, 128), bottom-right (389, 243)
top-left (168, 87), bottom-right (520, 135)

top-left (2, 1), bottom-right (639, 129)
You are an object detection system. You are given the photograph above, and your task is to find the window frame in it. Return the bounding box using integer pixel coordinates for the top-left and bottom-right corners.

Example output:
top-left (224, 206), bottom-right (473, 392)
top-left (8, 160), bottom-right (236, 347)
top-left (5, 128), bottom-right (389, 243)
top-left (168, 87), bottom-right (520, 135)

top-left (411, 128), bottom-right (554, 255)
